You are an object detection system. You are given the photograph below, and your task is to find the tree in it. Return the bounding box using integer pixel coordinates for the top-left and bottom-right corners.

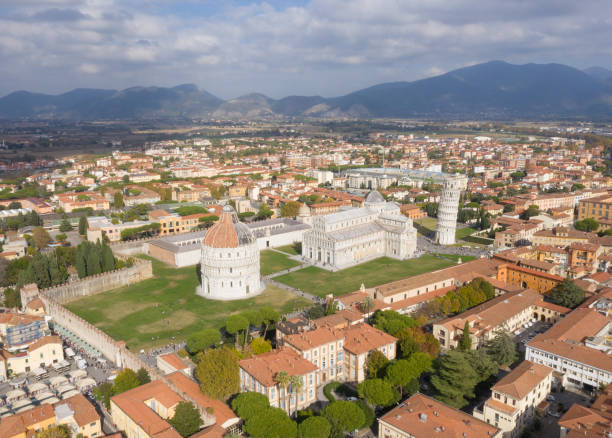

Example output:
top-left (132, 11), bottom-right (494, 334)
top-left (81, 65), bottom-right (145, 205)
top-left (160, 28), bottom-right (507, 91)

top-left (306, 305), bottom-right (325, 320)
top-left (357, 378), bottom-right (396, 407)
top-left (102, 244), bottom-right (115, 272)
top-left (32, 226), bottom-right (50, 249)
top-left (3, 287), bottom-right (21, 308)
top-left (244, 406), bottom-right (297, 438)
top-left (520, 205), bottom-right (540, 220)
top-left (225, 314), bottom-right (250, 346)
top-left (575, 218), bottom-right (599, 232)
top-left (196, 347), bottom-right (240, 400)
top-left (231, 392), bottom-right (270, 421)
top-left (385, 353), bottom-right (432, 397)
top-left (112, 368), bottom-right (141, 395)
top-left (136, 367), bottom-right (151, 385)
top-left (169, 401), bottom-right (204, 437)
top-left (424, 202), bottom-right (438, 218)
top-left (466, 349), bottom-right (498, 383)
top-left (250, 337), bottom-right (272, 355)
top-left (397, 326), bottom-right (440, 358)
top-left (355, 399), bottom-right (375, 429)
top-left (256, 204), bottom-right (274, 220)
top-left (298, 416), bottom-right (331, 438)
top-left (35, 425), bottom-right (70, 438)
top-left (55, 233), bottom-right (67, 242)
top-left (260, 306), bottom-right (280, 335)
top-left (281, 201), bottom-right (301, 218)
top-left (322, 401), bottom-right (365, 434)
top-left (366, 350), bottom-right (389, 378)
top-left (371, 310), bottom-right (417, 336)
top-left (113, 191), bottom-right (124, 208)
top-left (485, 331), bottom-right (518, 367)
top-left (78, 215), bottom-right (88, 235)
top-left (93, 382), bottom-right (113, 409)
top-left (187, 329), bottom-right (221, 354)
top-left (275, 371), bottom-right (291, 414)
top-left (459, 321), bottom-right (472, 351)
top-left (550, 279), bottom-right (585, 308)
top-left (59, 218), bottom-right (73, 232)
top-left (431, 350), bottom-right (479, 408)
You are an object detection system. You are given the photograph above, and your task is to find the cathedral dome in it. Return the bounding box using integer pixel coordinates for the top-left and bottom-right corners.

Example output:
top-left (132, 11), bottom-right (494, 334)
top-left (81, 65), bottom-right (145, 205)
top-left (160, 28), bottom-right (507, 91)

top-left (203, 205), bottom-right (256, 248)
top-left (365, 190), bottom-right (385, 204)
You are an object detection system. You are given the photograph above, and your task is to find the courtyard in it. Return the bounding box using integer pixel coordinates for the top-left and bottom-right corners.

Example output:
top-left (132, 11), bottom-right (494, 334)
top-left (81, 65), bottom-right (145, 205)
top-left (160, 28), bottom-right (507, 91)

top-left (66, 257), bottom-right (311, 351)
top-left (274, 254), bottom-right (470, 297)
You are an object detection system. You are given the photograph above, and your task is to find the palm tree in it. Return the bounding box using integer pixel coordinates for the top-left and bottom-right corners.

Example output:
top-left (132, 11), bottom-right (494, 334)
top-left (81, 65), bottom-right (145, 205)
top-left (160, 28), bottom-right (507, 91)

top-left (289, 375), bottom-right (304, 414)
top-left (276, 371), bottom-right (291, 414)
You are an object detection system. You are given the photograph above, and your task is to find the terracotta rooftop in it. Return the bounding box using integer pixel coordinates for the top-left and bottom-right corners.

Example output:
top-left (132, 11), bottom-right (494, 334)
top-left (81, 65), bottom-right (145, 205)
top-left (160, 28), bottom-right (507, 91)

top-left (380, 393), bottom-right (500, 438)
top-left (202, 205), bottom-right (254, 248)
top-left (492, 360), bottom-right (553, 400)
top-left (159, 353), bottom-right (188, 371)
top-left (0, 404), bottom-right (54, 437)
top-left (239, 348), bottom-right (317, 387)
top-left (341, 323), bottom-right (397, 355)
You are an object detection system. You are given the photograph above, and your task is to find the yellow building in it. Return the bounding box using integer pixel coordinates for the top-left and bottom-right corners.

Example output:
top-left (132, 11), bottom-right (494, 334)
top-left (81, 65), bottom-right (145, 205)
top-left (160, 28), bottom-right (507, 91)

top-left (2, 336), bottom-right (64, 379)
top-left (531, 226), bottom-right (592, 248)
top-left (578, 193), bottom-right (612, 221)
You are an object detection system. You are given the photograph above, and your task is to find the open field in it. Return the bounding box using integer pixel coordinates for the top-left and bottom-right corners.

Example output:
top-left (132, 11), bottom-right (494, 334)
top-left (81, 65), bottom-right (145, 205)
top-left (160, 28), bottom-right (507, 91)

top-left (66, 257), bottom-right (310, 350)
top-left (260, 250), bottom-right (301, 276)
top-left (274, 254), bottom-right (459, 297)
top-left (275, 244), bottom-right (301, 255)
top-left (414, 217), bottom-right (477, 240)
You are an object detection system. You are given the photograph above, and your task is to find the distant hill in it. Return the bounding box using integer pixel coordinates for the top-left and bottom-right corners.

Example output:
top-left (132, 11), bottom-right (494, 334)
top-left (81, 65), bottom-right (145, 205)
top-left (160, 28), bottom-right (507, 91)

top-left (2, 61), bottom-right (612, 120)
top-left (584, 66), bottom-right (612, 81)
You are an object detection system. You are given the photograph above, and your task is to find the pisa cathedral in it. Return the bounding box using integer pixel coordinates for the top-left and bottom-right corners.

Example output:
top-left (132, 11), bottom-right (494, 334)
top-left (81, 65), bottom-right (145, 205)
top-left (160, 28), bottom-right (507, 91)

top-left (301, 191), bottom-right (418, 270)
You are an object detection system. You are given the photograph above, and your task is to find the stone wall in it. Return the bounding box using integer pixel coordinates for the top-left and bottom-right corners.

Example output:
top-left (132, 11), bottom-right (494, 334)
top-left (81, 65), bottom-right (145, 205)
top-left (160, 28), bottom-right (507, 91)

top-left (38, 258), bottom-right (153, 304)
top-left (39, 294), bottom-right (215, 426)
top-left (109, 237), bottom-right (153, 256)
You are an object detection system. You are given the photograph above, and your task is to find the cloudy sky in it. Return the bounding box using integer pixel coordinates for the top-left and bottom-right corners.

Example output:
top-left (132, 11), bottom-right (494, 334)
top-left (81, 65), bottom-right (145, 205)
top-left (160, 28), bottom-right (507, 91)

top-left (0, 0), bottom-right (611, 99)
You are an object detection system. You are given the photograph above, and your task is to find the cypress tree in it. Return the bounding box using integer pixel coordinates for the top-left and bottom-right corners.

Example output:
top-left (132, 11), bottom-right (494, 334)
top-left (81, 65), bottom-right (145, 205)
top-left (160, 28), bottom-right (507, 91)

top-left (459, 321), bottom-right (472, 351)
top-left (102, 244), bottom-right (115, 272)
top-left (78, 215), bottom-right (88, 236)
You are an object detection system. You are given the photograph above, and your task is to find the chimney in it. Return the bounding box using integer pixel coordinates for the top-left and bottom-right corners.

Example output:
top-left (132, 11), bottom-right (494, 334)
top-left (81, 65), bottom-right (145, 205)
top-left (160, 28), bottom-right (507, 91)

top-left (419, 413), bottom-right (427, 423)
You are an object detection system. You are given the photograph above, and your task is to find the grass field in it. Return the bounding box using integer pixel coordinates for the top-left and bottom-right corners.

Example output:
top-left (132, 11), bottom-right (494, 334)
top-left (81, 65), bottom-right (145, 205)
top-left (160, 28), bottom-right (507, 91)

top-left (260, 250), bottom-right (301, 276)
top-left (274, 254), bottom-right (458, 297)
top-left (66, 257), bottom-right (310, 350)
top-left (275, 244), bottom-right (301, 256)
top-left (414, 217), bottom-right (477, 240)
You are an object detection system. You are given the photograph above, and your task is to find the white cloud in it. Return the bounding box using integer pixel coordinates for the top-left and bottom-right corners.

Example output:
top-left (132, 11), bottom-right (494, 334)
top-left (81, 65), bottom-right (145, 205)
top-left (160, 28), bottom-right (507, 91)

top-left (0, 0), bottom-right (610, 97)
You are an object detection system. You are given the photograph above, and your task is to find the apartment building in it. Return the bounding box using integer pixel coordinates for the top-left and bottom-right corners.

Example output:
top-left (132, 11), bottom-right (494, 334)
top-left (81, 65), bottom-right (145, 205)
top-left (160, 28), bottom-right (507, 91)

top-left (526, 307), bottom-right (612, 391)
top-left (578, 192), bottom-right (612, 221)
top-left (0, 336), bottom-right (64, 380)
top-left (433, 289), bottom-right (569, 350)
top-left (0, 393), bottom-right (102, 438)
top-left (55, 192), bottom-right (110, 213)
top-left (379, 393), bottom-right (501, 438)
top-left (282, 322), bottom-right (397, 385)
top-left (0, 313), bottom-right (47, 350)
top-left (149, 210), bottom-right (206, 236)
top-left (531, 227), bottom-right (592, 247)
top-left (238, 348), bottom-right (318, 414)
top-left (473, 361), bottom-right (553, 438)
top-left (110, 376), bottom-right (227, 438)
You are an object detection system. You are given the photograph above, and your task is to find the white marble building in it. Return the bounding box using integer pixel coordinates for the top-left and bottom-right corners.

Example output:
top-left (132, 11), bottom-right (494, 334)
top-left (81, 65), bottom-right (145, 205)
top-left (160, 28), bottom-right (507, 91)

top-left (197, 205), bottom-right (263, 300)
top-left (301, 191), bottom-right (417, 270)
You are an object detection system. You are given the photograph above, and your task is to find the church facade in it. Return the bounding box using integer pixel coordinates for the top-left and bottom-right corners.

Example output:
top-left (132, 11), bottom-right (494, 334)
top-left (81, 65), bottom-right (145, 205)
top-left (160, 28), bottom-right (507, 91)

top-left (301, 191), bottom-right (417, 271)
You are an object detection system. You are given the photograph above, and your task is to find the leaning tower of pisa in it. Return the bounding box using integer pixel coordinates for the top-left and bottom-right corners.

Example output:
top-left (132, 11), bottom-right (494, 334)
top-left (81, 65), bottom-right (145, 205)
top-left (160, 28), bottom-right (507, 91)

top-left (435, 176), bottom-right (467, 245)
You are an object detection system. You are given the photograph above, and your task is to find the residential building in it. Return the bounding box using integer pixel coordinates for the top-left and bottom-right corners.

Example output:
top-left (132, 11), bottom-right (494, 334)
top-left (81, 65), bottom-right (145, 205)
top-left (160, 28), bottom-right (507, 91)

top-left (55, 192), bottom-right (110, 213)
top-left (531, 227), bottom-right (593, 247)
top-left (558, 382), bottom-right (612, 438)
top-left (238, 348), bottom-right (318, 414)
top-left (433, 289), bottom-right (569, 350)
top-left (282, 322), bottom-right (397, 385)
top-left (577, 192), bottom-right (612, 221)
top-left (1, 336), bottom-right (64, 379)
top-left (0, 313), bottom-right (47, 349)
top-left (526, 307), bottom-right (612, 391)
top-left (378, 393), bottom-right (501, 438)
top-left (473, 361), bottom-right (553, 438)
top-left (495, 263), bottom-right (563, 294)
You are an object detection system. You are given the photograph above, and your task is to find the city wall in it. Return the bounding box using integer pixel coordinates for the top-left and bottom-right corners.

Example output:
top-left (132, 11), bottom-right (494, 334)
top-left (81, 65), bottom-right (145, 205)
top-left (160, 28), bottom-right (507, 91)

top-left (109, 237), bottom-right (152, 256)
top-left (38, 258), bottom-right (153, 304)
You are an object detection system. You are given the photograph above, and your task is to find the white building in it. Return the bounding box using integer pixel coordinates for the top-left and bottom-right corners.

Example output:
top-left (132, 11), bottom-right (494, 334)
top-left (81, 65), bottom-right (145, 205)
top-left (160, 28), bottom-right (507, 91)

top-left (301, 191), bottom-right (417, 270)
top-left (526, 307), bottom-right (612, 391)
top-left (197, 205), bottom-right (263, 300)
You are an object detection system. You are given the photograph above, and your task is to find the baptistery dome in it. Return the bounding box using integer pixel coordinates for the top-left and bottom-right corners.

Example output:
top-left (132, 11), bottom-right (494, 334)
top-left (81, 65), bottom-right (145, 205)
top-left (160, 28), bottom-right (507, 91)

top-left (197, 205), bottom-right (263, 300)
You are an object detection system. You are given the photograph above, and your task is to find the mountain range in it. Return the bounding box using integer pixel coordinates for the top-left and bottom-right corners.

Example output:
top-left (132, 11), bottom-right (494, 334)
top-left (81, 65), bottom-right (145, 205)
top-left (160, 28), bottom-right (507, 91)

top-left (2, 61), bottom-right (612, 120)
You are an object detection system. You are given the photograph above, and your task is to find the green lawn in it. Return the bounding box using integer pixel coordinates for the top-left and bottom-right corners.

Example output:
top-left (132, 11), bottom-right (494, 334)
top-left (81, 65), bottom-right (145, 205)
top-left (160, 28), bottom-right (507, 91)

top-left (275, 244), bottom-right (301, 256)
top-left (260, 250), bottom-right (301, 276)
top-left (415, 218), bottom-right (477, 240)
top-left (274, 254), bottom-right (458, 297)
top-left (66, 257), bottom-right (310, 350)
